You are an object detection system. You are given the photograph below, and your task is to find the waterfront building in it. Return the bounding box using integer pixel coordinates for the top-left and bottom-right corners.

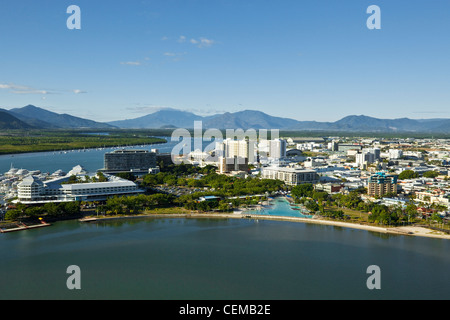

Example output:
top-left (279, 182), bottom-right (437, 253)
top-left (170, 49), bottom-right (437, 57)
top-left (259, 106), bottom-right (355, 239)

top-left (17, 176), bottom-right (45, 201)
top-left (261, 166), bottom-right (319, 186)
top-left (15, 166), bottom-right (144, 204)
top-left (103, 149), bottom-right (156, 174)
top-left (367, 172), bottom-right (398, 197)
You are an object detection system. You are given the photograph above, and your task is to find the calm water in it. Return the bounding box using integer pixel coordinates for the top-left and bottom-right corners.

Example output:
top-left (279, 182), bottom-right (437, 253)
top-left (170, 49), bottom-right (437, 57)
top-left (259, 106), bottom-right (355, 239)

top-left (0, 138), bottom-right (449, 300)
top-left (249, 197), bottom-right (313, 218)
top-left (0, 137), bottom-right (220, 174)
top-left (1, 200), bottom-right (449, 300)
top-left (0, 137), bottom-right (175, 174)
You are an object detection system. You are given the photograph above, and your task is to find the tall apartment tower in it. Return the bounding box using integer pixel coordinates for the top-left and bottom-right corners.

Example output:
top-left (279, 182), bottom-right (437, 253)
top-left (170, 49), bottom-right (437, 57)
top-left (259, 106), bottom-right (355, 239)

top-left (367, 173), bottom-right (398, 197)
top-left (269, 139), bottom-right (287, 159)
top-left (219, 138), bottom-right (256, 163)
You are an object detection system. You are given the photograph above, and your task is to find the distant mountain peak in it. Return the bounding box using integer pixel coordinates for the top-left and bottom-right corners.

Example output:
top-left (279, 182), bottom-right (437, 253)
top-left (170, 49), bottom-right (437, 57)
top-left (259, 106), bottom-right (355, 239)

top-left (108, 108), bottom-right (450, 133)
top-left (0, 110), bottom-right (33, 129)
top-left (7, 105), bottom-right (116, 129)
top-left (3, 105), bottom-right (449, 133)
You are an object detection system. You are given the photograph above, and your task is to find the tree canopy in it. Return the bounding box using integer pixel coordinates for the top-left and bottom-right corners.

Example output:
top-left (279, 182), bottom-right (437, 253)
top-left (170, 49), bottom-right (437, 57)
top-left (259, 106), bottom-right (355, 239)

top-left (398, 170), bottom-right (419, 180)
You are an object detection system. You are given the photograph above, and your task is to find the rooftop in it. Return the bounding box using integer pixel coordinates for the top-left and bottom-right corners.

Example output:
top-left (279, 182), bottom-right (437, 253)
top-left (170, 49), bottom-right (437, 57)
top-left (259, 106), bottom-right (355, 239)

top-left (108, 149), bottom-right (153, 154)
top-left (18, 175), bottom-right (44, 187)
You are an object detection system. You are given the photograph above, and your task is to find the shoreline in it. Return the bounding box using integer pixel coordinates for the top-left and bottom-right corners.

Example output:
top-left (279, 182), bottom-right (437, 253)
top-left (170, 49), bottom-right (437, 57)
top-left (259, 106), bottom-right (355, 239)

top-left (80, 211), bottom-right (450, 240)
top-left (0, 139), bottom-right (167, 157)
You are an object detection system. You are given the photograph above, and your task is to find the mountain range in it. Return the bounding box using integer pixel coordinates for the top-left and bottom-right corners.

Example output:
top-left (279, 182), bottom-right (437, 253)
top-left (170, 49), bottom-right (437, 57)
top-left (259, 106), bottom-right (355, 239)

top-left (0, 105), bottom-right (115, 129)
top-left (108, 108), bottom-right (450, 133)
top-left (0, 105), bottom-right (449, 133)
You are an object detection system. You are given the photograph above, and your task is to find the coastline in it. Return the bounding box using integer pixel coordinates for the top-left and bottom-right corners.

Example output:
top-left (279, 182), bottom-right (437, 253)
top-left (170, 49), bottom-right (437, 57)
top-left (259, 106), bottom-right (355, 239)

top-left (0, 139), bottom-right (167, 157)
top-left (80, 211), bottom-right (450, 240)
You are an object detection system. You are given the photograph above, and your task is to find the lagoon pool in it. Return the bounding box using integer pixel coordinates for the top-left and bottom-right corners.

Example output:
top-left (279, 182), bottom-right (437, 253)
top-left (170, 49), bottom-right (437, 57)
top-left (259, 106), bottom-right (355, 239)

top-left (246, 197), bottom-right (313, 218)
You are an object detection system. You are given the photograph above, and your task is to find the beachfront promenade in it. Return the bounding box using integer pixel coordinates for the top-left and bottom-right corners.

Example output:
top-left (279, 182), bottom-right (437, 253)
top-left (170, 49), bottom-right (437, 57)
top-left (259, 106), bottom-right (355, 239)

top-left (80, 212), bottom-right (450, 240)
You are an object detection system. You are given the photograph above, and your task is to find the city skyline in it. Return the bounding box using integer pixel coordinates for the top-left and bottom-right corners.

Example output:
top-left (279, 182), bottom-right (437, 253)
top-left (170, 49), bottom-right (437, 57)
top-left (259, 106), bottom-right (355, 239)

top-left (1, 1), bottom-right (450, 123)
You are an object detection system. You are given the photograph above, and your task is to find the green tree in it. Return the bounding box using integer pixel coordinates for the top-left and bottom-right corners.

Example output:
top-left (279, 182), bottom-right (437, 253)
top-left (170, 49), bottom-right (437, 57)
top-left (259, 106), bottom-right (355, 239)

top-left (343, 191), bottom-right (362, 209)
top-left (291, 184), bottom-right (313, 200)
top-left (422, 171), bottom-right (439, 178)
top-left (405, 203), bottom-right (418, 222)
top-left (4, 209), bottom-right (21, 221)
top-left (114, 172), bottom-right (136, 181)
top-left (305, 200), bottom-right (319, 212)
top-left (398, 170), bottom-right (419, 180)
top-left (142, 174), bottom-right (160, 187)
top-left (187, 179), bottom-right (204, 188)
top-left (430, 212), bottom-right (443, 223)
top-left (25, 206), bottom-right (44, 218)
top-left (97, 171), bottom-right (108, 182)
top-left (43, 202), bottom-right (59, 216)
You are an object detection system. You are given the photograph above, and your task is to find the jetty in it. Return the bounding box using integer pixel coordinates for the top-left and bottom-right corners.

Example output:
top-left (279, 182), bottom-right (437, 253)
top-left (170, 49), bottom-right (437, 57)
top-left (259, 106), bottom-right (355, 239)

top-left (0, 220), bottom-right (51, 233)
top-left (78, 217), bottom-right (98, 222)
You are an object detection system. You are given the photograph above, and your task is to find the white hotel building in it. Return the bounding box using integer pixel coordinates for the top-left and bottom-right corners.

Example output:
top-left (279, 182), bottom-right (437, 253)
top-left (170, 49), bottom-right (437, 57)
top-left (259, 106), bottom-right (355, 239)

top-left (15, 166), bottom-right (144, 204)
top-left (261, 166), bottom-right (319, 186)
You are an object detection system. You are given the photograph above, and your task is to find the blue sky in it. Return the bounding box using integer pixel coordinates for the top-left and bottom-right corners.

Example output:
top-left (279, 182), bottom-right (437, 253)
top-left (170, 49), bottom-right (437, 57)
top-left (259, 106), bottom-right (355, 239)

top-left (0, 0), bottom-right (449, 122)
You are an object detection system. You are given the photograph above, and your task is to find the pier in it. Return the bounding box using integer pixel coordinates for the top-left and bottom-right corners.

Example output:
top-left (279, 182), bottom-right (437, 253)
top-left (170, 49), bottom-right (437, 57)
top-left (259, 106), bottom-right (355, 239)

top-left (0, 220), bottom-right (51, 233)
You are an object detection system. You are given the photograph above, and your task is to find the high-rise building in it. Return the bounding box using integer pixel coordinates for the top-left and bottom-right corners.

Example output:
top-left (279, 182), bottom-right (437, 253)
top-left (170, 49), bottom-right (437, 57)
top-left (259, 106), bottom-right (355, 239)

top-left (103, 149), bottom-right (157, 173)
top-left (269, 139), bottom-right (287, 159)
top-left (218, 156), bottom-right (249, 174)
top-left (356, 151), bottom-right (375, 167)
top-left (218, 138), bottom-right (256, 163)
top-left (363, 148), bottom-right (381, 160)
top-left (367, 173), bottom-right (398, 197)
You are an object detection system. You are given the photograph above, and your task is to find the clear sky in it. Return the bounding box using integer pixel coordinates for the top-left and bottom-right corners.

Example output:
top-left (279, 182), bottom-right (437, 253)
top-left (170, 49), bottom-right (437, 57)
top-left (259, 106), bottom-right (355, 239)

top-left (1, 0), bottom-right (449, 122)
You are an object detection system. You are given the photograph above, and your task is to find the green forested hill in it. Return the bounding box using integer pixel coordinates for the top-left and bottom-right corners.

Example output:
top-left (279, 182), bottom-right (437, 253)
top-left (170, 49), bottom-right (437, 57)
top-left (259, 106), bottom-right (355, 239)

top-left (0, 110), bottom-right (33, 129)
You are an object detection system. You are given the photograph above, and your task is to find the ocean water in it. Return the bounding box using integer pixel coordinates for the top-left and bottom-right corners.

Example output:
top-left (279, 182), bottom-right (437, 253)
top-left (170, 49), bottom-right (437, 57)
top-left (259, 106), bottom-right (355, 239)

top-left (1, 202), bottom-right (449, 300)
top-left (0, 138), bottom-right (449, 300)
top-left (0, 138), bottom-right (173, 174)
top-left (0, 137), bottom-right (213, 174)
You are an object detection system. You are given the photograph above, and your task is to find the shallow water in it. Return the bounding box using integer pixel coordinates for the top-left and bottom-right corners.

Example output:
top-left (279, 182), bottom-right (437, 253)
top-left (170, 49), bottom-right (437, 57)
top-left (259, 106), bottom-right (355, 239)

top-left (1, 213), bottom-right (448, 300)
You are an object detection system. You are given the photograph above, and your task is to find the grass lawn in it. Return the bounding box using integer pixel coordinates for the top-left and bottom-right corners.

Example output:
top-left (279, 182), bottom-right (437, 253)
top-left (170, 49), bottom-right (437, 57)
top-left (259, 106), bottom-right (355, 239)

top-left (323, 206), bottom-right (371, 224)
top-left (142, 207), bottom-right (195, 214)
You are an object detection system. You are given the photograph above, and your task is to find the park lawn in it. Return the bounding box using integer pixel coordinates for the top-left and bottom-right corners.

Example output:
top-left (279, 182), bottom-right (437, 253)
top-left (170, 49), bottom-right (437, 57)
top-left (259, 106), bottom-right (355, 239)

top-left (142, 207), bottom-right (195, 215)
top-left (323, 205), bottom-right (371, 224)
